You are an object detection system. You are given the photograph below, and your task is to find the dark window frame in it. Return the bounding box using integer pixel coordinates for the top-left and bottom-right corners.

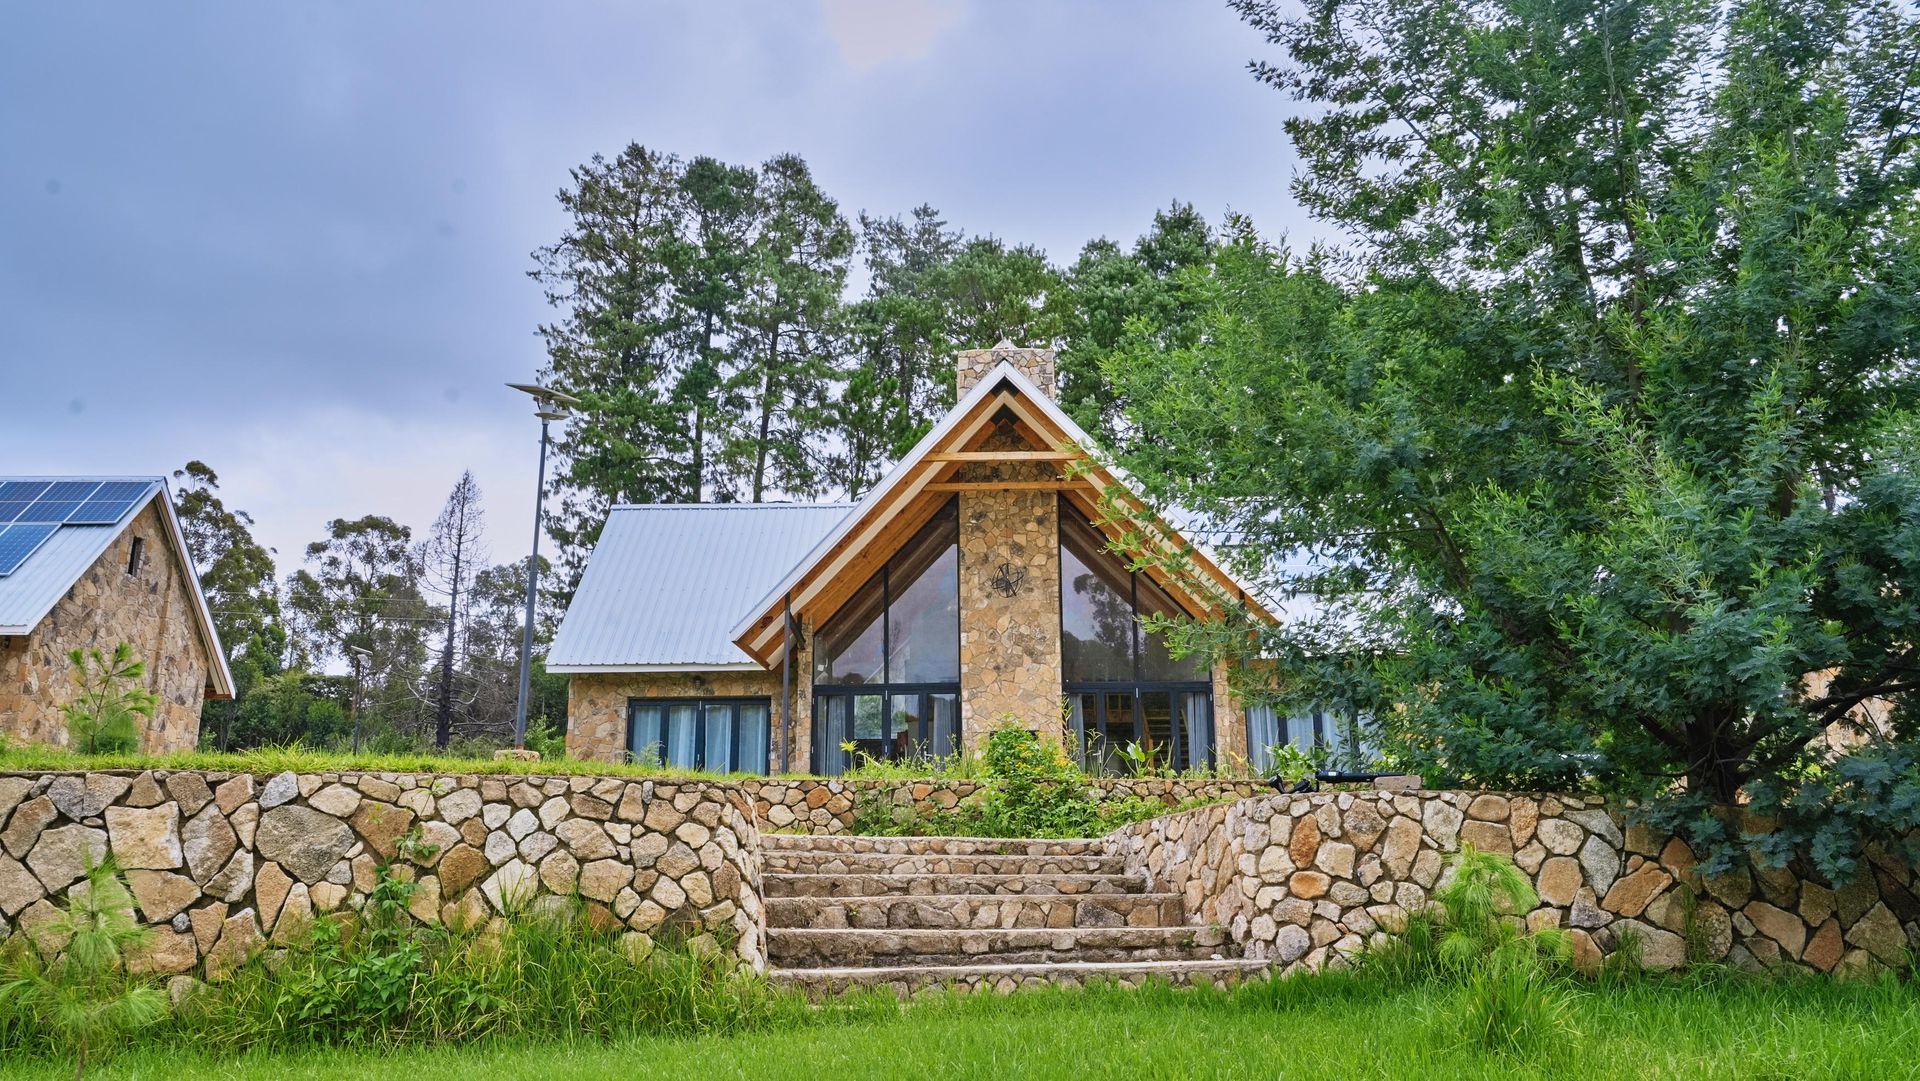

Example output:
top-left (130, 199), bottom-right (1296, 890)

top-left (625, 696), bottom-right (771, 775)
top-left (811, 683), bottom-right (961, 775)
top-left (1058, 496), bottom-right (1215, 774)
top-left (811, 498), bottom-right (962, 774)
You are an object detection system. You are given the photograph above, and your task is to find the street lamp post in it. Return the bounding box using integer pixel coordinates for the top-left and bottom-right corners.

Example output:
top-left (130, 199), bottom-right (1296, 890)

top-left (346, 644), bottom-right (372, 754)
top-left (508, 382), bottom-right (580, 750)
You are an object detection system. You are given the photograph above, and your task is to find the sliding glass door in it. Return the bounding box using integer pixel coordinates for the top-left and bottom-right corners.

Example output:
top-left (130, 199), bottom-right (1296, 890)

top-left (812, 687), bottom-right (959, 776)
top-left (1067, 687), bottom-right (1213, 774)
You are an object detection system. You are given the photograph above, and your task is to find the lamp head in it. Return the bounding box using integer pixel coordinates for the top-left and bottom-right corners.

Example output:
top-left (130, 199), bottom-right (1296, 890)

top-left (507, 382), bottom-right (582, 418)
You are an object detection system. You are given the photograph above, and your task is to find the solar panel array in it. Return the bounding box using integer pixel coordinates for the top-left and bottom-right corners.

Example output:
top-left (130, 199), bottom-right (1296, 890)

top-left (0, 480), bottom-right (155, 577)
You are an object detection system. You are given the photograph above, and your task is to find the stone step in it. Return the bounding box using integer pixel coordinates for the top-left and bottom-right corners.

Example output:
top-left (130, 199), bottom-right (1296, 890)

top-left (765, 892), bottom-right (1184, 931)
top-left (770, 959), bottom-right (1270, 1000)
top-left (763, 871), bottom-right (1148, 898)
top-left (761, 851), bottom-right (1128, 876)
top-left (766, 925), bottom-right (1232, 968)
top-left (758, 833), bottom-right (1110, 858)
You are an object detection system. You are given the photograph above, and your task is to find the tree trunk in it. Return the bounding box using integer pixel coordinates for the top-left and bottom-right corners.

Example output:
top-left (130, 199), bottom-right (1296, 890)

top-left (752, 332), bottom-right (777, 502)
top-left (434, 526), bottom-right (463, 750)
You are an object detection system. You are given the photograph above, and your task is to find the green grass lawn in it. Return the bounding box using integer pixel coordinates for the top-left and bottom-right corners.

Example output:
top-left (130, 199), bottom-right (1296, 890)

top-left (4, 973), bottom-right (1915, 1081)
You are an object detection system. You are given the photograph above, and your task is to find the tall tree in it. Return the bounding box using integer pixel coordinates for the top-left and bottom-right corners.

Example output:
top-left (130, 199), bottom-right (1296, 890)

top-left (171, 462), bottom-right (286, 749)
top-left (670, 155), bottom-right (761, 500)
top-left (530, 145), bottom-right (692, 586)
top-left (726, 153), bottom-right (854, 501)
top-left (828, 208), bottom-right (1064, 495)
top-left (1108, 0), bottom-right (1920, 876)
top-left (1055, 202), bottom-right (1215, 442)
top-left (420, 472), bottom-right (486, 750)
top-left (170, 462), bottom-right (284, 672)
top-left (286, 515), bottom-right (434, 741)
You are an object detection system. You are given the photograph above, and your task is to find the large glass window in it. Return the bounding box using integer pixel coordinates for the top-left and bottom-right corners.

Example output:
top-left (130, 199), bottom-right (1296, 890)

top-left (812, 500), bottom-right (961, 774)
top-left (1060, 498), bottom-right (1215, 774)
top-left (628, 698), bottom-right (770, 775)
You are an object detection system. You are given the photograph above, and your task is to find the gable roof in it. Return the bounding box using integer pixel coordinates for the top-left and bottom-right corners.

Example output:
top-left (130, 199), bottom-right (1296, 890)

top-left (0, 477), bottom-right (234, 697)
top-left (547, 502), bottom-right (853, 672)
top-left (726, 359), bottom-right (1276, 667)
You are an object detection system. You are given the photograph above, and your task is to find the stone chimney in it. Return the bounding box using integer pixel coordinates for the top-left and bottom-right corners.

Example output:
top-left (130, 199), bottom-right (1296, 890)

top-left (955, 340), bottom-right (1057, 399)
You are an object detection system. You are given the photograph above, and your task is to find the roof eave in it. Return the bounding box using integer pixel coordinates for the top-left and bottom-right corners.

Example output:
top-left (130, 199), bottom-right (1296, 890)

top-left (727, 360), bottom-right (1279, 661)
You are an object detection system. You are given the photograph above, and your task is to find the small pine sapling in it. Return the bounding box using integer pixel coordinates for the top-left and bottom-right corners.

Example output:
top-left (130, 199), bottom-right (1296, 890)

top-left (0, 858), bottom-right (167, 1079)
top-left (62, 643), bottom-right (156, 755)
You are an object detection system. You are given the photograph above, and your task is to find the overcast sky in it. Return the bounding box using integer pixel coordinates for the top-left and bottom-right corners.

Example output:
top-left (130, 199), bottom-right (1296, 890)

top-left (0, 0), bottom-right (1324, 577)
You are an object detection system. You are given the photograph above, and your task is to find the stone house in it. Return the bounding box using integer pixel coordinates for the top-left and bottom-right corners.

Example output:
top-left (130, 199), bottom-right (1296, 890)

top-left (551, 346), bottom-right (1300, 776)
top-left (0, 478), bottom-right (232, 752)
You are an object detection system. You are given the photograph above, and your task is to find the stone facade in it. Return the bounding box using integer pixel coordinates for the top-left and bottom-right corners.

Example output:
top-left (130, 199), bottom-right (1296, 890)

top-left (565, 669), bottom-right (792, 767)
top-left (1111, 789), bottom-right (1920, 977)
top-left (0, 769), bottom-right (766, 974)
top-left (955, 342), bottom-right (1057, 398)
top-left (0, 503), bottom-right (211, 753)
top-left (957, 486), bottom-right (1063, 744)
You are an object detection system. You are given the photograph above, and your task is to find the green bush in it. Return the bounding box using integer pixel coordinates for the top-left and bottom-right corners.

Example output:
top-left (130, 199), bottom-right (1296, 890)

top-left (972, 726), bottom-right (1105, 837)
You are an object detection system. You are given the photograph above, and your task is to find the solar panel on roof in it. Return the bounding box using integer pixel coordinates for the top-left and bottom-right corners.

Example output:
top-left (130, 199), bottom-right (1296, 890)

top-left (0, 481), bottom-right (50, 503)
top-left (0, 523), bottom-right (58, 576)
top-left (39, 481), bottom-right (101, 502)
top-left (0, 501), bottom-right (33, 524)
top-left (67, 482), bottom-right (152, 526)
top-left (16, 500), bottom-right (84, 524)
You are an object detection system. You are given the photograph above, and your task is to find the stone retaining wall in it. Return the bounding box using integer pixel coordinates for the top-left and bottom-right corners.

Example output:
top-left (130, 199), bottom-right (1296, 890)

top-left (1111, 790), bottom-right (1919, 977)
top-left (0, 770), bottom-right (765, 977)
top-left (740, 777), bottom-right (1266, 834)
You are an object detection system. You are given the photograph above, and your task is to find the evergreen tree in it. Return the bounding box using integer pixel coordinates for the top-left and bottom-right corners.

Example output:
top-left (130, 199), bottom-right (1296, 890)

top-left (286, 515), bottom-right (435, 743)
top-left (530, 145), bottom-right (691, 586)
top-left (726, 153), bottom-right (854, 501)
top-left (1055, 202), bottom-right (1215, 442)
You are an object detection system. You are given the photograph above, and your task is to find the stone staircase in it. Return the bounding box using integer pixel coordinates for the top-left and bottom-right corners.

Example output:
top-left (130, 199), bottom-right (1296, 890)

top-left (761, 833), bottom-right (1269, 998)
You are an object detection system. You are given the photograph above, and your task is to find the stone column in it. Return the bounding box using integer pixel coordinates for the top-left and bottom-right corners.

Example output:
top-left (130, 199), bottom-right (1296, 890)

top-left (957, 488), bottom-right (1062, 749)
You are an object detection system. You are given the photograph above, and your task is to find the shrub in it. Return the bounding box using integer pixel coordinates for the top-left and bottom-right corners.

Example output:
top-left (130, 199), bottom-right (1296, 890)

top-left (0, 858), bottom-right (168, 1077)
top-left (973, 726), bottom-right (1105, 837)
top-left (1360, 843), bottom-right (1578, 1055)
top-left (62, 643), bottom-right (155, 755)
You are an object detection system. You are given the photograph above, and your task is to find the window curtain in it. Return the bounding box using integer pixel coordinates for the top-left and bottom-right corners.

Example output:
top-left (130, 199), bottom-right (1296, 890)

top-left (664, 704), bottom-right (699, 770)
top-left (1066, 694), bottom-right (1090, 770)
top-left (1181, 691), bottom-right (1212, 771)
top-left (629, 704), bottom-right (664, 766)
top-left (930, 693), bottom-right (957, 759)
top-left (1246, 705), bottom-right (1280, 774)
top-left (703, 704), bottom-right (734, 773)
top-left (817, 696), bottom-right (849, 776)
top-left (736, 703), bottom-right (769, 776)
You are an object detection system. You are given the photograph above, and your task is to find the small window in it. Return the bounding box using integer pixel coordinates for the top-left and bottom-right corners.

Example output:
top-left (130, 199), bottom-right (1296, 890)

top-left (126, 537), bottom-right (144, 576)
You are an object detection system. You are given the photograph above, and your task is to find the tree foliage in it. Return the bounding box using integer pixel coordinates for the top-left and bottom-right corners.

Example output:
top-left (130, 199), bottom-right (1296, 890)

top-left (1107, 0), bottom-right (1920, 877)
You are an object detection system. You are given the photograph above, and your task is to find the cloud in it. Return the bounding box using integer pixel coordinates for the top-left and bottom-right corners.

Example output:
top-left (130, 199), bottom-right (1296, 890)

top-left (819, 0), bottom-right (964, 71)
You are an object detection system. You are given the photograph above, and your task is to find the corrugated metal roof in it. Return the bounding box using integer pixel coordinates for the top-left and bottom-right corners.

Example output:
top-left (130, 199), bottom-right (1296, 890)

top-left (548, 502), bottom-right (853, 670)
top-left (0, 478), bottom-right (163, 633)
